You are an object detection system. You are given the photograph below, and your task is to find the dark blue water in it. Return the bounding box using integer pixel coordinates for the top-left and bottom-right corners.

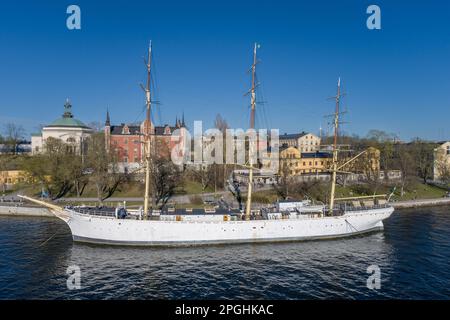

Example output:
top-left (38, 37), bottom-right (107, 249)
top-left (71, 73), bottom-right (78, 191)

top-left (1, 207), bottom-right (449, 299)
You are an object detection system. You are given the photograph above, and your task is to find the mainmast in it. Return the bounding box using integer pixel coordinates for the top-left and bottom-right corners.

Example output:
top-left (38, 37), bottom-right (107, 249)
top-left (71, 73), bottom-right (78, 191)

top-left (245, 43), bottom-right (258, 219)
top-left (329, 77), bottom-right (341, 213)
top-left (143, 41), bottom-right (153, 218)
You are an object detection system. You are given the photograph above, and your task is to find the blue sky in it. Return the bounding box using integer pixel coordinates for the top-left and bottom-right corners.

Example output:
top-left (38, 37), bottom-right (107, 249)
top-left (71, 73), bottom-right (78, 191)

top-left (0, 0), bottom-right (449, 141)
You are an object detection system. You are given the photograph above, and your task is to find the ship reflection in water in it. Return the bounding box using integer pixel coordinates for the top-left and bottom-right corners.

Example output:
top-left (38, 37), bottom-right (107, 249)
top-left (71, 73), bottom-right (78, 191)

top-left (1, 206), bottom-right (449, 299)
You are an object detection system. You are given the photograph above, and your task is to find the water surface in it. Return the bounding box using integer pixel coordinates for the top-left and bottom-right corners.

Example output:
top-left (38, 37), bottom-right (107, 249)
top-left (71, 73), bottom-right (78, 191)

top-left (0, 207), bottom-right (449, 299)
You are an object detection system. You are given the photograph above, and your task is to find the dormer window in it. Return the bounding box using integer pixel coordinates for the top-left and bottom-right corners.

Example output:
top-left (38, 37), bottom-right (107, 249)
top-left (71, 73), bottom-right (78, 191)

top-left (122, 125), bottom-right (130, 134)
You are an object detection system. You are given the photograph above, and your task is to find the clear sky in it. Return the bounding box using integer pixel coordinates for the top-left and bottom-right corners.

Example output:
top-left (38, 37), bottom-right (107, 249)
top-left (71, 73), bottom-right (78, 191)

top-left (0, 0), bottom-right (449, 141)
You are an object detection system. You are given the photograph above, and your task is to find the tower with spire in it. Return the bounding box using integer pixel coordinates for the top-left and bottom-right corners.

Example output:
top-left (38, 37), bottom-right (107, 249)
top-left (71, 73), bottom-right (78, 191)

top-left (104, 108), bottom-right (111, 151)
top-left (105, 108), bottom-right (111, 126)
top-left (63, 98), bottom-right (74, 118)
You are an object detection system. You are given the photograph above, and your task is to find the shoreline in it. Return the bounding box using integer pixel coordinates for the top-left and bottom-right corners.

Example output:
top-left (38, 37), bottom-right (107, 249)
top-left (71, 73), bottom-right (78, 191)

top-left (0, 205), bottom-right (53, 217)
top-left (391, 198), bottom-right (450, 209)
top-left (1, 197), bottom-right (449, 218)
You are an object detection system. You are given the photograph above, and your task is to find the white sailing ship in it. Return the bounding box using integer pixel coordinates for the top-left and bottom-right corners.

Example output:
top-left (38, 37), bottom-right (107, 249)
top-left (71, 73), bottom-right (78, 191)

top-left (20, 43), bottom-right (394, 246)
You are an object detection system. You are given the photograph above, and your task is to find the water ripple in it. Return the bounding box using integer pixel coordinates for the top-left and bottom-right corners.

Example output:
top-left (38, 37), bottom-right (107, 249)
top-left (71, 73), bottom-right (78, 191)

top-left (0, 206), bottom-right (449, 299)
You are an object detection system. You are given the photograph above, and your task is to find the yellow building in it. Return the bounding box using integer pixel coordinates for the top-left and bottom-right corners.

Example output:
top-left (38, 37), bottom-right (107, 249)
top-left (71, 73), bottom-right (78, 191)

top-left (0, 170), bottom-right (27, 185)
top-left (279, 147), bottom-right (332, 176)
top-left (278, 146), bottom-right (380, 178)
top-left (339, 147), bottom-right (381, 178)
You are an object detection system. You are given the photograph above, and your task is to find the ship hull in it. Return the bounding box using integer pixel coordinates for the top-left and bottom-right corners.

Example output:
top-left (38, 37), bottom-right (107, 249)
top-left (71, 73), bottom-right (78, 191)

top-left (63, 207), bottom-right (394, 246)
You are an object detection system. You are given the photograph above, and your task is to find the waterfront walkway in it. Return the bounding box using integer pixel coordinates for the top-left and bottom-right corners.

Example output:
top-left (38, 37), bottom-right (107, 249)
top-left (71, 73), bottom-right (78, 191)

top-left (391, 197), bottom-right (450, 209)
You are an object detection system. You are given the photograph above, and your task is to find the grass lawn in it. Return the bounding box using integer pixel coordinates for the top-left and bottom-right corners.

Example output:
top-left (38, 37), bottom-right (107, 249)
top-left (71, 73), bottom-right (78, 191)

top-left (394, 183), bottom-right (447, 201)
top-left (175, 180), bottom-right (214, 195)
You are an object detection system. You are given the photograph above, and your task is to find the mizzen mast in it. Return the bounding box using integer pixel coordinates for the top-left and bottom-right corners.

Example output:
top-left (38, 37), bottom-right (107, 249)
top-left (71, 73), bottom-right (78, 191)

top-left (142, 41), bottom-right (153, 218)
top-left (245, 43), bottom-right (259, 219)
top-left (329, 77), bottom-right (341, 213)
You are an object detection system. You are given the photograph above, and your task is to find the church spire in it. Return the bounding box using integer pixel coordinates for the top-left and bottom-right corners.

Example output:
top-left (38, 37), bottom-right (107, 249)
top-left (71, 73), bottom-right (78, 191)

top-left (182, 112), bottom-right (185, 127)
top-left (105, 108), bottom-right (111, 126)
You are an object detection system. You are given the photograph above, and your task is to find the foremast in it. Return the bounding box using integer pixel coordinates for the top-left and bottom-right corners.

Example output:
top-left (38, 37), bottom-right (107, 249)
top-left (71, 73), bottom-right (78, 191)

top-left (245, 43), bottom-right (258, 219)
top-left (329, 77), bottom-right (341, 213)
top-left (143, 42), bottom-right (153, 218)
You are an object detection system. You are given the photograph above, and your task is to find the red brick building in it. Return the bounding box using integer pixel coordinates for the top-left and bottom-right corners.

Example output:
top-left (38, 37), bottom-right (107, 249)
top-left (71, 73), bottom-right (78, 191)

top-left (104, 110), bottom-right (186, 167)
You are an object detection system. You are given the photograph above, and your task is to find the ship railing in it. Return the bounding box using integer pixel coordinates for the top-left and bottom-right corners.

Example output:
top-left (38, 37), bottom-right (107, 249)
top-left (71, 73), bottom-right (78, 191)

top-left (342, 203), bottom-right (390, 212)
top-left (70, 207), bottom-right (143, 219)
top-left (70, 207), bottom-right (115, 217)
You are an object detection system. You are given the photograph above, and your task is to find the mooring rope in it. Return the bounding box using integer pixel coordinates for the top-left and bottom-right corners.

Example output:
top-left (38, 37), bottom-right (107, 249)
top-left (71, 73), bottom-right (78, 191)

top-left (39, 230), bottom-right (61, 247)
top-left (345, 219), bottom-right (359, 232)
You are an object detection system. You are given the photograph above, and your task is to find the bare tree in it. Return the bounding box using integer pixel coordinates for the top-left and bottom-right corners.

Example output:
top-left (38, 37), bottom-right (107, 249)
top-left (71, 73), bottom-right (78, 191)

top-left (86, 133), bottom-right (126, 204)
top-left (3, 123), bottom-right (25, 154)
top-left (395, 144), bottom-right (415, 196)
top-left (23, 137), bottom-right (77, 199)
top-left (214, 114), bottom-right (229, 190)
top-left (189, 164), bottom-right (215, 192)
top-left (150, 156), bottom-right (182, 208)
top-left (410, 139), bottom-right (436, 184)
top-left (272, 163), bottom-right (294, 199)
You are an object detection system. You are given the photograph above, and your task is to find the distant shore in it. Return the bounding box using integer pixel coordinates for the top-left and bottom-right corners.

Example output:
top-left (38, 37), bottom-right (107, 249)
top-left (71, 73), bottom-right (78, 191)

top-left (1, 197), bottom-right (449, 218)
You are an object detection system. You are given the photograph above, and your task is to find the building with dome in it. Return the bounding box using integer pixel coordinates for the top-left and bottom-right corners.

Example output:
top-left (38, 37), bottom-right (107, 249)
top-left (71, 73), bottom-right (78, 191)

top-left (31, 99), bottom-right (93, 154)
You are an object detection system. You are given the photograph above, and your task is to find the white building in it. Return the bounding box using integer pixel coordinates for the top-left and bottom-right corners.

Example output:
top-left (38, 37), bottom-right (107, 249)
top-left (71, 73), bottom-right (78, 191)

top-left (279, 132), bottom-right (321, 152)
top-left (433, 141), bottom-right (450, 181)
top-left (31, 99), bottom-right (93, 154)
